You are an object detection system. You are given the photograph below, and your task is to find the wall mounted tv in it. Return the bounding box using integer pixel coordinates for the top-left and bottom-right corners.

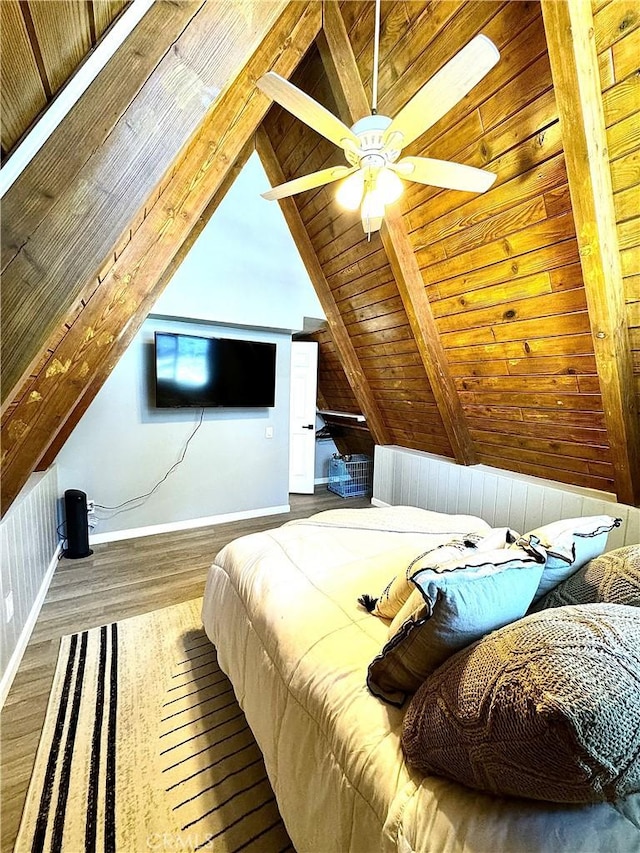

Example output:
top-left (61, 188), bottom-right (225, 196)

top-left (154, 331), bottom-right (276, 408)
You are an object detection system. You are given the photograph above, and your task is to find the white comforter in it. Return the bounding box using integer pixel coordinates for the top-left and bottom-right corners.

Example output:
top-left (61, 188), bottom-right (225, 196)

top-left (201, 507), bottom-right (640, 852)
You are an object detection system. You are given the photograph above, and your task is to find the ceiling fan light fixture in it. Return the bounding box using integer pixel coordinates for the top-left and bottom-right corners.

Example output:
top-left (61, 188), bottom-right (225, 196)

top-left (336, 169), bottom-right (365, 210)
top-left (362, 188), bottom-right (385, 220)
top-left (360, 188), bottom-right (384, 237)
top-left (376, 167), bottom-right (403, 205)
top-left (361, 186), bottom-right (386, 238)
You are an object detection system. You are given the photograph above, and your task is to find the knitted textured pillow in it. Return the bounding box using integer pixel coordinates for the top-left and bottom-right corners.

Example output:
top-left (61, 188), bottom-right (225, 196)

top-left (538, 545), bottom-right (640, 610)
top-left (402, 604), bottom-right (640, 803)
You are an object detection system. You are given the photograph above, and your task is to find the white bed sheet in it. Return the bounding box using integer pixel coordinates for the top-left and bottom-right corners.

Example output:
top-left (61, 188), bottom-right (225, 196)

top-left (201, 507), bottom-right (640, 853)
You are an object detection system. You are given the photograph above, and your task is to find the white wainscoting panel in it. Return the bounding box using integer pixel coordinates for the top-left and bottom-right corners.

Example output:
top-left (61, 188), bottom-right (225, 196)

top-left (373, 446), bottom-right (640, 548)
top-left (0, 466), bottom-right (59, 706)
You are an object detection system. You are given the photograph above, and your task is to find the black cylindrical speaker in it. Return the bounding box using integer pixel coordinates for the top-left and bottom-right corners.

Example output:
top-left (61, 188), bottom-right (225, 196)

top-left (64, 489), bottom-right (93, 559)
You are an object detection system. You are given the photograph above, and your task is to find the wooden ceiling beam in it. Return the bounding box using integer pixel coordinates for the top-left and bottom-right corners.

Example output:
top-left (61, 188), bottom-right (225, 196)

top-left (1, 0), bottom-right (289, 413)
top-left (255, 127), bottom-right (391, 446)
top-left (318, 0), bottom-right (476, 465)
top-left (2, 0), bottom-right (206, 272)
top-left (1, 1), bottom-right (321, 516)
top-left (541, 0), bottom-right (640, 506)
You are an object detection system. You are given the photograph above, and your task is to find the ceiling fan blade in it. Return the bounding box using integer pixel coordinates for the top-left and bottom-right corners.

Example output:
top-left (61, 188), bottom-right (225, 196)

top-left (383, 35), bottom-right (500, 148)
top-left (262, 165), bottom-right (357, 201)
top-left (393, 156), bottom-right (496, 193)
top-left (257, 72), bottom-right (360, 150)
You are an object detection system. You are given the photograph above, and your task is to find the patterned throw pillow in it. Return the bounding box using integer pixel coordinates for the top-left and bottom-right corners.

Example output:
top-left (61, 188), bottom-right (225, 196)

top-left (402, 604), bottom-right (640, 804)
top-left (515, 515), bottom-right (622, 602)
top-left (366, 548), bottom-right (543, 706)
top-left (384, 534), bottom-right (521, 639)
top-left (474, 527), bottom-right (520, 551)
top-left (359, 536), bottom-right (484, 619)
top-left (359, 527), bottom-right (520, 619)
top-left (537, 545), bottom-right (640, 610)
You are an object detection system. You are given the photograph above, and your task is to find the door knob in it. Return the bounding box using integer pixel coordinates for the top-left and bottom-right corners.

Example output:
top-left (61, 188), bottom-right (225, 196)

top-left (302, 424), bottom-right (314, 429)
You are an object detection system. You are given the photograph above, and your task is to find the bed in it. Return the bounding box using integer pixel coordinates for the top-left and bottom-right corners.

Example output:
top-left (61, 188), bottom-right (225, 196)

top-left (201, 506), bottom-right (640, 852)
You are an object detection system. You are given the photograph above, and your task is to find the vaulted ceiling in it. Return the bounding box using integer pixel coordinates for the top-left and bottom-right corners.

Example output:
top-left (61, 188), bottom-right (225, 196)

top-left (1, 0), bottom-right (129, 159)
top-left (1, 0), bottom-right (639, 515)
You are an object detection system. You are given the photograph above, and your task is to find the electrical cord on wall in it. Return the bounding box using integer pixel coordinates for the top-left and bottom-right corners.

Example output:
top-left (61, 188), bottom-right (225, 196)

top-left (94, 408), bottom-right (206, 512)
top-left (56, 520), bottom-right (67, 557)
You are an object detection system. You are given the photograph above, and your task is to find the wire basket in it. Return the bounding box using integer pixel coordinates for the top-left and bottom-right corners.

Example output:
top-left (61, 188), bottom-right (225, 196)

top-left (328, 454), bottom-right (372, 498)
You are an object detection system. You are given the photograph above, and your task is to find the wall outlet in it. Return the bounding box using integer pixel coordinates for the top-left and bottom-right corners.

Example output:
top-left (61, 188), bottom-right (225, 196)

top-left (87, 499), bottom-right (95, 512)
top-left (4, 590), bottom-right (14, 624)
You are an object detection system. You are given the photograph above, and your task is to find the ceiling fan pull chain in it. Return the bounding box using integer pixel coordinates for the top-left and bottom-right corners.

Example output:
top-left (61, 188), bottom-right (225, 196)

top-left (371, 0), bottom-right (381, 115)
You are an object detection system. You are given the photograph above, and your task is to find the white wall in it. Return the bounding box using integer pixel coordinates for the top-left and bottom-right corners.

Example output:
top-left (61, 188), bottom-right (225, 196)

top-left (152, 152), bottom-right (323, 330)
top-left (1, 468), bottom-right (60, 707)
top-left (373, 446), bottom-right (640, 549)
top-left (56, 153), bottom-right (325, 538)
top-left (57, 320), bottom-right (291, 535)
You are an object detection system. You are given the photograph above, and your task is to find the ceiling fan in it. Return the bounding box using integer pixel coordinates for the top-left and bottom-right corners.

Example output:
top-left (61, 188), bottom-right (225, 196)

top-left (257, 0), bottom-right (500, 237)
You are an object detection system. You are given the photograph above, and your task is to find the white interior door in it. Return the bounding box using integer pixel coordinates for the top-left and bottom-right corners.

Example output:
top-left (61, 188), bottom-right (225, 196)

top-left (289, 341), bottom-right (318, 494)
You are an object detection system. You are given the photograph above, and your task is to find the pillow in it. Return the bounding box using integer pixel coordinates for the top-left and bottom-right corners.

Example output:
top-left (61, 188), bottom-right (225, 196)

top-left (402, 604), bottom-right (640, 804)
top-left (366, 548), bottom-right (543, 706)
top-left (386, 534), bottom-right (521, 639)
top-left (537, 545), bottom-right (640, 610)
top-left (473, 526), bottom-right (520, 550)
top-left (365, 525), bottom-right (518, 619)
top-left (359, 536), bottom-right (483, 619)
top-left (515, 515), bottom-right (622, 601)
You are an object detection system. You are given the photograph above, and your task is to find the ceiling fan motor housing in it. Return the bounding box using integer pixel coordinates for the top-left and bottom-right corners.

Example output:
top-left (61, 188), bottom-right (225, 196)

top-left (346, 114), bottom-right (401, 167)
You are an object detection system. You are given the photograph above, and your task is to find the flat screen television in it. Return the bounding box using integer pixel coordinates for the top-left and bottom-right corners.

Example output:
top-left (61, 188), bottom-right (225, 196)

top-left (154, 331), bottom-right (276, 408)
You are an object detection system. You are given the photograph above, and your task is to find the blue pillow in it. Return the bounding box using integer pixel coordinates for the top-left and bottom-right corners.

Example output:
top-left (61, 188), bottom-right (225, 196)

top-left (367, 548), bottom-right (543, 706)
top-left (515, 516), bottom-right (622, 602)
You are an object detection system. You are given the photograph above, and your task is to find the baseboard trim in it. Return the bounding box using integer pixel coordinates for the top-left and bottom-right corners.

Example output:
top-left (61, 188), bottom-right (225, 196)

top-left (89, 504), bottom-right (292, 545)
top-left (371, 498), bottom-right (390, 508)
top-left (0, 542), bottom-right (62, 710)
top-left (314, 477), bottom-right (329, 485)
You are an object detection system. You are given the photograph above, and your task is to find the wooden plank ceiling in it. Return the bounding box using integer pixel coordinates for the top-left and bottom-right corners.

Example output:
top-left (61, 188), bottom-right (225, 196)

top-left (1, 0), bottom-right (639, 514)
top-left (0, 0), bottom-right (129, 160)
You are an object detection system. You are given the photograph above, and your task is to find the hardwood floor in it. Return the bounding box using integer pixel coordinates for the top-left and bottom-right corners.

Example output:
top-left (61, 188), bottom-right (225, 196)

top-left (0, 489), bottom-right (371, 852)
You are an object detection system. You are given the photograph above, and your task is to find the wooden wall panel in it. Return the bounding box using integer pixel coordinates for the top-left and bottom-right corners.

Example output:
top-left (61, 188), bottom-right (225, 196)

top-left (310, 325), bottom-right (362, 413)
top-left (94, 1), bottom-right (128, 39)
top-left (342, 0), bottom-right (613, 493)
top-left (540, 0), bottom-right (639, 504)
top-left (0, 1), bottom-right (47, 152)
top-left (1, 0), bottom-right (288, 411)
top-left (0, 0), bottom-right (128, 155)
top-left (264, 0), bottom-right (638, 497)
top-left (1, 1), bottom-right (317, 516)
top-left (301, 325), bottom-right (375, 458)
top-left (593, 0), bottom-right (640, 417)
top-left (320, 0), bottom-right (476, 463)
top-left (261, 45), bottom-right (454, 460)
top-left (2, 1), bottom-right (203, 273)
top-left (312, 0), bottom-right (640, 496)
top-left (26, 0), bottom-right (92, 94)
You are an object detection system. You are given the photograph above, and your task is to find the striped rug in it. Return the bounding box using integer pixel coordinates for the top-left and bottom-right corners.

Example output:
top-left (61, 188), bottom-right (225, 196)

top-left (16, 599), bottom-right (292, 853)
